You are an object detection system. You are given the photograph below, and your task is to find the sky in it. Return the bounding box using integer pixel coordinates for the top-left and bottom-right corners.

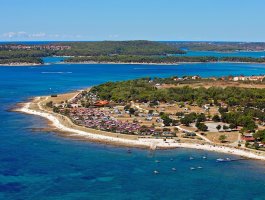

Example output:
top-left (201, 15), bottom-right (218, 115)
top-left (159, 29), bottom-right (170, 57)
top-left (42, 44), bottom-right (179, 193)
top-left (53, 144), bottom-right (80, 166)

top-left (0, 0), bottom-right (265, 42)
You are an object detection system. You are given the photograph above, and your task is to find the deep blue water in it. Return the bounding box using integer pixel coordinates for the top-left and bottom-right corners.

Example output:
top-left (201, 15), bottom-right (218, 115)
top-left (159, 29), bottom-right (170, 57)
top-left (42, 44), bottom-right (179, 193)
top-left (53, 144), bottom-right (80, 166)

top-left (1, 63), bottom-right (265, 200)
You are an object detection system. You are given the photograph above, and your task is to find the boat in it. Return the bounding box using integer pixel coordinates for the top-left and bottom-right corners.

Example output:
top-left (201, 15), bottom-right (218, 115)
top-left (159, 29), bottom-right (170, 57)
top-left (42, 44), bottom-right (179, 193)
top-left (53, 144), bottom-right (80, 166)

top-left (202, 156), bottom-right (207, 159)
top-left (189, 157), bottom-right (194, 160)
top-left (216, 158), bottom-right (231, 162)
top-left (216, 158), bottom-right (224, 162)
top-left (197, 166), bottom-right (203, 169)
top-left (172, 168), bottom-right (176, 171)
top-left (153, 170), bottom-right (159, 174)
top-left (155, 160), bottom-right (160, 163)
top-left (190, 167), bottom-right (196, 170)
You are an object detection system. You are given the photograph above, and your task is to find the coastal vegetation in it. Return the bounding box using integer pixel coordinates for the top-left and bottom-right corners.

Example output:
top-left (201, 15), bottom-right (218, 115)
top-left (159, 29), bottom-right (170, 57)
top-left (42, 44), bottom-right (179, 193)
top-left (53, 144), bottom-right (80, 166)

top-left (1, 41), bottom-right (265, 65)
top-left (90, 78), bottom-right (265, 108)
top-left (0, 50), bottom-right (46, 64)
top-left (0, 50), bottom-right (49, 59)
top-left (55, 40), bottom-right (186, 56)
top-left (165, 41), bottom-right (265, 52)
top-left (0, 41), bottom-right (184, 65)
top-left (253, 130), bottom-right (265, 142)
top-left (219, 135), bottom-right (227, 143)
top-left (0, 57), bottom-right (43, 64)
top-left (28, 75), bottom-right (265, 153)
top-left (90, 78), bottom-right (265, 135)
top-left (65, 55), bottom-right (265, 64)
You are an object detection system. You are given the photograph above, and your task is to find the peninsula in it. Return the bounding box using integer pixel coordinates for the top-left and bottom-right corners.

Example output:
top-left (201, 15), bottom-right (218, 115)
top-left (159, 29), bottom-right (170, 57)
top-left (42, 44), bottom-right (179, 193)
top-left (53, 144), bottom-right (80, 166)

top-left (16, 75), bottom-right (265, 160)
top-left (1, 41), bottom-right (265, 66)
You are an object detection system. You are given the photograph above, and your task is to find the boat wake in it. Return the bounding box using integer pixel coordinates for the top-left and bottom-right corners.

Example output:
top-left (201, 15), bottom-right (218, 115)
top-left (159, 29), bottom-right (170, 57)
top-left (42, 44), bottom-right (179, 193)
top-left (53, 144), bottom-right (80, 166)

top-left (41, 72), bottom-right (72, 74)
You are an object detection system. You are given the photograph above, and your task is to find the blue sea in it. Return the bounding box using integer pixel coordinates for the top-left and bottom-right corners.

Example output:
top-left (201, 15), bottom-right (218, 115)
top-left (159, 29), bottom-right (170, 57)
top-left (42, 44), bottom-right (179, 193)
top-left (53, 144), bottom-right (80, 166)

top-left (1, 61), bottom-right (265, 199)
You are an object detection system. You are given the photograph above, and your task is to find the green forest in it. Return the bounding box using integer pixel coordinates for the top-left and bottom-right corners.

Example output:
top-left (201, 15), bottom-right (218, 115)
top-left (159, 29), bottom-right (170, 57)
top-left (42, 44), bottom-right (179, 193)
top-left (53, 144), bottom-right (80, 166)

top-left (0, 41), bottom-right (184, 64)
top-left (90, 78), bottom-right (265, 133)
top-left (1, 41), bottom-right (265, 64)
top-left (0, 57), bottom-right (43, 64)
top-left (90, 78), bottom-right (265, 108)
top-left (56, 40), bottom-right (185, 56)
top-left (165, 41), bottom-right (265, 52)
top-left (0, 50), bottom-right (47, 64)
top-left (65, 55), bottom-right (265, 64)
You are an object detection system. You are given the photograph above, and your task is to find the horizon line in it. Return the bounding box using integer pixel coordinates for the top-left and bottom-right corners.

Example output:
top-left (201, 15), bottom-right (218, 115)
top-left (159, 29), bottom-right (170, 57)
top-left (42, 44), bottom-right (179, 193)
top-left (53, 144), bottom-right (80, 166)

top-left (1, 40), bottom-right (265, 43)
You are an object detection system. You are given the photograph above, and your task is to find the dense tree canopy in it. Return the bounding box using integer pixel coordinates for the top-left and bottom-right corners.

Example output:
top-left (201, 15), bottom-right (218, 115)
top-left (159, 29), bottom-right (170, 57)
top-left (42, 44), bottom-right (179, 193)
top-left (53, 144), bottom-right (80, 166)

top-left (166, 41), bottom-right (265, 52)
top-left (90, 77), bottom-right (265, 132)
top-left (91, 78), bottom-right (265, 110)
top-left (2, 41), bottom-right (265, 65)
top-left (65, 55), bottom-right (265, 64)
top-left (0, 50), bottom-right (47, 64)
top-left (55, 41), bottom-right (185, 56)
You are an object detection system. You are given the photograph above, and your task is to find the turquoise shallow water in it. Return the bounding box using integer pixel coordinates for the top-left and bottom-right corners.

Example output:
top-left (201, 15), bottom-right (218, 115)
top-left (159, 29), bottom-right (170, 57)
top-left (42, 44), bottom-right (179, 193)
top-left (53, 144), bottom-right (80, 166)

top-left (42, 57), bottom-right (65, 64)
top-left (0, 62), bottom-right (265, 199)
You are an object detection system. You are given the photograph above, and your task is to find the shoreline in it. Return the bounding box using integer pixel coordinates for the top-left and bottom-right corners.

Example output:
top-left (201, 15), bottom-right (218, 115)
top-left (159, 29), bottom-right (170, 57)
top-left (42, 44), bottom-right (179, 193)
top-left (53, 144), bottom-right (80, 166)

top-left (63, 61), bottom-right (265, 65)
top-left (2, 60), bottom-right (265, 67)
top-left (15, 98), bottom-right (265, 161)
top-left (0, 63), bottom-right (42, 66)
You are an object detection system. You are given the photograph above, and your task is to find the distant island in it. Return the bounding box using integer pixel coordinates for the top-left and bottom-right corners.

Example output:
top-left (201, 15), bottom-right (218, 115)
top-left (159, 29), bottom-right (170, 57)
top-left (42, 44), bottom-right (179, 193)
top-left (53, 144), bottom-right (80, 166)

top-left (0, 41), bottom-right (184, 65)
top-left (1, 41), bottom-right (265, 66)
top-left (65, 55), bottom-right (265, 64)
top-left (16, 75), bottom-right (265, 160)
top-left (164, 41), bottom-right (265, 52)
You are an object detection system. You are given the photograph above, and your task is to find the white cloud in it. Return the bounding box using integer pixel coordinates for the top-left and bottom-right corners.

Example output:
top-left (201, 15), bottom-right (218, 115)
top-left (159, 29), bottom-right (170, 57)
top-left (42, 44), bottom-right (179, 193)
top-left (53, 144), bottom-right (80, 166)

top-left (2, 31), bottom-right (27, 38)
top-left (0, 31), bottom-right (84, 40)
top-left (108, 34), bottom-right (119, 39)
top-left (29, 32), bottom-right (46, 38)
top-left (1, 31), bottom-right (48, 39)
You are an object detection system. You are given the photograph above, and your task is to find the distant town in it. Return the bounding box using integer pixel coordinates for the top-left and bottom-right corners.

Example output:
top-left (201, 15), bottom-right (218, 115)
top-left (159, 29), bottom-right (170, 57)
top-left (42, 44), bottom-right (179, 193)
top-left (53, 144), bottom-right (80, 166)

top-left (0, 44), bottom-right (71, 51)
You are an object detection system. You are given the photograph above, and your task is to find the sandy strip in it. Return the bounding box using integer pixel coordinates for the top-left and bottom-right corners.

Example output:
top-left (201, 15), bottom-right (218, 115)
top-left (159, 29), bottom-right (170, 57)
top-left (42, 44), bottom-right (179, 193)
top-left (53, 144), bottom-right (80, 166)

top-left (18, 102), bottom-right (265, 161)
top-left (0, 63), bottom-right (41, 66)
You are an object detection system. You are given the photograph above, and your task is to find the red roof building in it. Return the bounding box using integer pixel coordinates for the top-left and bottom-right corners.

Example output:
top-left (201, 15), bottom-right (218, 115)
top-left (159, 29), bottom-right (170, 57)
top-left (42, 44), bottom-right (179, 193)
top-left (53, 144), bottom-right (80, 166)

top-left (94, 100), bottom-right (109, 107)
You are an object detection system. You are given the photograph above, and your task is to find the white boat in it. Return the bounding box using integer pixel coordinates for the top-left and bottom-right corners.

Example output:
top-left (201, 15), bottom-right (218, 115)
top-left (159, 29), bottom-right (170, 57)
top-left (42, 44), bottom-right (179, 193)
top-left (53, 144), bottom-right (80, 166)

top-left (172, 168), bottom-right (176, 171)
top-left (217, 158), bottom-right (231, 162)
top-left (154, 170), bottom-right (159, 174)
top-left (216, 158), bottom-right (224, 162)
top-left (190, 167), bottom-right (196, 170)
